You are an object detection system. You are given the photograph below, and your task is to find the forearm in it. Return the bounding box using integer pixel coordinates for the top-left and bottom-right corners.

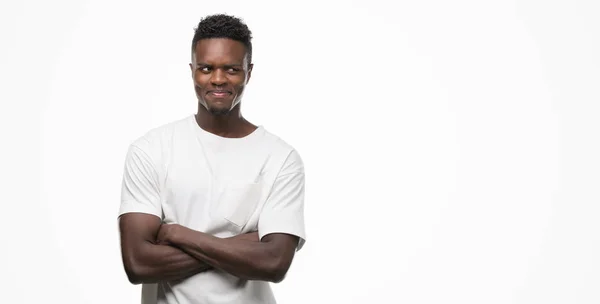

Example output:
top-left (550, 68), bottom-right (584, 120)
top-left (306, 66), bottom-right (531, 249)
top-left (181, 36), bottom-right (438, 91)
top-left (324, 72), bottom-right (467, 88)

top-left (170, 229), bottom-right (282, 282)
top-left (125, 241), bottom-right (211, 284)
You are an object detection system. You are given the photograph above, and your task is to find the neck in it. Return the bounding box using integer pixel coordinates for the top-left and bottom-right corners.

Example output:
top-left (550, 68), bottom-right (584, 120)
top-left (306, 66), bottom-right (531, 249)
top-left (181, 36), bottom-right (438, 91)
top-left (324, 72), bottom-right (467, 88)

top-left (195, 103), bottom-right (256, 138)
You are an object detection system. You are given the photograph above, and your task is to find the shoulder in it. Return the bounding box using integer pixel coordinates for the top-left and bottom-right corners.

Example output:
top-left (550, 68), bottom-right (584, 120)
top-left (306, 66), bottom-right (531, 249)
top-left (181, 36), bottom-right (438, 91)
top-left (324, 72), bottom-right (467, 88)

top-left (126, 115), bottom-right (193, 166)
top-left (260, 128), bottom-right (305, 175)
top-left (129, 116), bottom-right (192, 152)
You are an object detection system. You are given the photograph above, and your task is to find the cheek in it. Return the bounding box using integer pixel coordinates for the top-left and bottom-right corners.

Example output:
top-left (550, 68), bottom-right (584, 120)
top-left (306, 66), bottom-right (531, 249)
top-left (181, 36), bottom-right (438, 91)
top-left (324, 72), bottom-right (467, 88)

top-left (193, 73), bottom-right (209, 86)
top-left (235, 84), bottom-right (246, 93)
top-left (231, 76), bottom-right (247, 90)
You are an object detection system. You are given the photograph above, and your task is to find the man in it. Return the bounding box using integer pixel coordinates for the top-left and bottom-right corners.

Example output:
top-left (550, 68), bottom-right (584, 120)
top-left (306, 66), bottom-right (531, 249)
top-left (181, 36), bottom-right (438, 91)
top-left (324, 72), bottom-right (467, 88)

top-left (118, 14), bottom-right (306, 304)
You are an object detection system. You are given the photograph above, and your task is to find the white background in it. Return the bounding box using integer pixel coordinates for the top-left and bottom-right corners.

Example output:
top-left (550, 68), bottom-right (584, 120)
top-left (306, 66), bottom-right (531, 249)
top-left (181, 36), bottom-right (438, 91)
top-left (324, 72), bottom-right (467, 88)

top-left (1, 0), bottom-right (599, 303)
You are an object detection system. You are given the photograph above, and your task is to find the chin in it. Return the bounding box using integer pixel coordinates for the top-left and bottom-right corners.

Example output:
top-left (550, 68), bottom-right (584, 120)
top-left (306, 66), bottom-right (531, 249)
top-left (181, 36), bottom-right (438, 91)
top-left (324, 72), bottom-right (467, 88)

top-left (208, 107), bottom-right (232, 116)
top-left (199, 98), bottom-right (230, 114)
top-left (206, 102), bottom-right (233, 115)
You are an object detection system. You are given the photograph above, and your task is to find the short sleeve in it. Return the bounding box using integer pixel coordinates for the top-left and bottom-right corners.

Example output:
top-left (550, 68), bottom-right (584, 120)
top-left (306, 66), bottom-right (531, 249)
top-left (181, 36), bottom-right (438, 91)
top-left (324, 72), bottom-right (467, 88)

top-left (119, 144), bottom-right (162, 219)
top-left (258, 150), bottom-right (306, 251)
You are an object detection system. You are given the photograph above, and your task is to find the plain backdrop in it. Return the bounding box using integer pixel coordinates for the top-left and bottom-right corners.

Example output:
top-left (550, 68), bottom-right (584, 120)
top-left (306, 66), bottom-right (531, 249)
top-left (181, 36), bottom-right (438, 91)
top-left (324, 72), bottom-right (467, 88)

top-left (1, 0), bottom-right (599, 303)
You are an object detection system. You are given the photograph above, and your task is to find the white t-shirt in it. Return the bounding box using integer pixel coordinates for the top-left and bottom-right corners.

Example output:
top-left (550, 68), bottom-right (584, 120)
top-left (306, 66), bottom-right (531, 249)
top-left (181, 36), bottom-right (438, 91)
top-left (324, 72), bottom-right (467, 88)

top-left (119, 115), bottom-right (306, 304)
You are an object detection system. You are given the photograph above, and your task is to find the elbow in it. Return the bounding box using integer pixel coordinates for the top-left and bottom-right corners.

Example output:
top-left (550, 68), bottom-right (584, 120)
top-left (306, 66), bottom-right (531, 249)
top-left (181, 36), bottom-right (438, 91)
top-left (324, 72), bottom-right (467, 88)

top-left (123, 256), bottom-right (148, 285)
top-left (126, 271), bottom-right (144, 285)
top-left (124, 263), bottom-right (144, 285)
top-left (269, 270), bottom-right (287, 284)
top-left (264, 258), bottom-right (291, 283)
top-left (127, 275), bottom-right (143, 285)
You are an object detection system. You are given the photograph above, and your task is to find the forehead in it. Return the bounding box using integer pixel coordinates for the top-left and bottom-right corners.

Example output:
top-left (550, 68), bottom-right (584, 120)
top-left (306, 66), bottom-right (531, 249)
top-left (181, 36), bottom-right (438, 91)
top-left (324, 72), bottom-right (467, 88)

top-left (193, 38), bottom-right (248, 64)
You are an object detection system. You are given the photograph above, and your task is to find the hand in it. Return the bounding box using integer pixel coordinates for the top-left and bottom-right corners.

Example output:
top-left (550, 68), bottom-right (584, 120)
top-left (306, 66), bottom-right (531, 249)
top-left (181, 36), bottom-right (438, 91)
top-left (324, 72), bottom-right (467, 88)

top-left (156, 223), bottom-right (183, 245)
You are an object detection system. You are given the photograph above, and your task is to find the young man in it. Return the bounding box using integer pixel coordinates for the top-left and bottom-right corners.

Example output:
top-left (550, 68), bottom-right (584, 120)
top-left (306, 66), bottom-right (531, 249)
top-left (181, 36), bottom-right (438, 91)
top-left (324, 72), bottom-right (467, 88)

top-left (118, 14), bottom-right (306, 304)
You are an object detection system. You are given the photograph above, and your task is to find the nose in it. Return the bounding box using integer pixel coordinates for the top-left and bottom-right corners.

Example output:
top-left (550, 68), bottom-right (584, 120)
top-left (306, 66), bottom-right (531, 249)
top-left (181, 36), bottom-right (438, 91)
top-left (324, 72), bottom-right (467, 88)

top-left (210, 69), bottom-right (227, 86)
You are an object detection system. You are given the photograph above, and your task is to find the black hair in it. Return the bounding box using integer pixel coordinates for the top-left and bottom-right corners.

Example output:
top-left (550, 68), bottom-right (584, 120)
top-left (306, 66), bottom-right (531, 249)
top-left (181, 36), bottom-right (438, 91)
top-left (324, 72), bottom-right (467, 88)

top-left (191, 14), bottom-right (253, 64)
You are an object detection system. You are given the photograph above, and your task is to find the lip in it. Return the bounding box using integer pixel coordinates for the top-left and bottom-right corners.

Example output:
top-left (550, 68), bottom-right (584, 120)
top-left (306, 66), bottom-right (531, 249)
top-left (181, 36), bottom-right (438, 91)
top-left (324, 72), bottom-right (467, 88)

top-left (207, 90), bottom-right (232, 98)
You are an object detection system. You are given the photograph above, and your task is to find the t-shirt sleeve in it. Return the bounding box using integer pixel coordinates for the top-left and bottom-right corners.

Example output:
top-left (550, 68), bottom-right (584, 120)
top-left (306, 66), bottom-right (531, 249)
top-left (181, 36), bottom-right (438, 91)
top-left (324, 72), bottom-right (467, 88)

top-left (258, 149), bottom-right (307, 251)
top-left (118, 144), bottom-right (162, 219)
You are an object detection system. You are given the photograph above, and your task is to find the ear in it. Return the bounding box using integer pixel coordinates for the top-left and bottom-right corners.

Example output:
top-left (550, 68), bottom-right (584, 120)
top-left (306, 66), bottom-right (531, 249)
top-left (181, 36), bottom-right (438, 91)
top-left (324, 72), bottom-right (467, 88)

top-left (246, 63), bottom-right (254, 83)
top-left (189, 63), bottom-right (194, 77)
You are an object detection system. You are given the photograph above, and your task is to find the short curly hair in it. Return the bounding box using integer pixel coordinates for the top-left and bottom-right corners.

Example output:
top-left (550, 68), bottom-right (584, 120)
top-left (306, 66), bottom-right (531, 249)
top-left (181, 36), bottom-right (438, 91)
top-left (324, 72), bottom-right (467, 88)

top-left (191, 14), bottom-right (253, 64)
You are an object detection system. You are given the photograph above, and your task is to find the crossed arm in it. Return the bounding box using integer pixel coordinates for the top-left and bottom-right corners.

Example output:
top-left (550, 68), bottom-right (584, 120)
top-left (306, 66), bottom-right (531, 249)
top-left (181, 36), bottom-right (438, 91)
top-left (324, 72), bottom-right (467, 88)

top-left (118, 213), bottom-right (299, 285)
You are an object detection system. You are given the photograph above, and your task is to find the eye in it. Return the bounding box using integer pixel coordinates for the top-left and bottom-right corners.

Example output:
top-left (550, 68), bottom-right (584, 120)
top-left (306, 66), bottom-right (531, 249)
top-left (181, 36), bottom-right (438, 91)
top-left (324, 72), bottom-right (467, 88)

top-left (198, 66), bottom-right (211, 73)
top-left (227, 67), bottom-right (241, 74)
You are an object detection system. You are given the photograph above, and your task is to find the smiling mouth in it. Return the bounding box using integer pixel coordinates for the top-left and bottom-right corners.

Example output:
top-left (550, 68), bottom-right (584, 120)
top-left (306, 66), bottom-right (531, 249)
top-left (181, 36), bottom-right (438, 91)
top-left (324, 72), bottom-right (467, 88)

top-left (208, 91), bottom-right (231, 98)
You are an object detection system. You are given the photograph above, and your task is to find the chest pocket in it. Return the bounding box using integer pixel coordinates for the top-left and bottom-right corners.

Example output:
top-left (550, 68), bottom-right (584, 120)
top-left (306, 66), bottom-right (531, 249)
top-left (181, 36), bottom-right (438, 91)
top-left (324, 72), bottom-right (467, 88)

top-left (210, 180), bottom-right (263, 231)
